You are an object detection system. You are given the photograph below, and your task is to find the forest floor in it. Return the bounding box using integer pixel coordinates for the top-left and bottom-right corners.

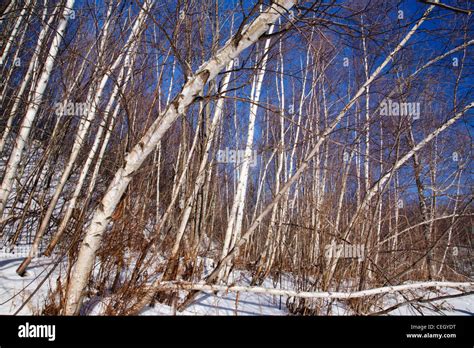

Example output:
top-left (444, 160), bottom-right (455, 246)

top-left (0, 253), bottom-right (472, 316)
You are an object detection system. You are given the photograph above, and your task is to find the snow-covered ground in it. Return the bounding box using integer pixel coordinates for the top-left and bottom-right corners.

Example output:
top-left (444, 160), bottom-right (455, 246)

top-left (0, 256), bottom-right (57, 315)
top-left (386, 290), bottom-right (474, 316)
top-left (0, 254), bottom-right (472, 316)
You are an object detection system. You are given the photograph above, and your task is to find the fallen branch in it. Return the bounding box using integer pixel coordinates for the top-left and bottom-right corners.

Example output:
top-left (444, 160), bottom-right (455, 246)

top-left (152, 281), bottom-right (473, 301)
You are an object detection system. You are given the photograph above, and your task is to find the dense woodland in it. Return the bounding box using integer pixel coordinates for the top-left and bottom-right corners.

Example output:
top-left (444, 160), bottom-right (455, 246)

top-left (0, 0), bottom-right (472, 315)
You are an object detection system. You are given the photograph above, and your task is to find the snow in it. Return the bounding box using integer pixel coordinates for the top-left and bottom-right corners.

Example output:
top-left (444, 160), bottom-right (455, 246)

top-left (386, 289), bottom-right (474, 316)
top-left (0, 256), bottom-right (58, 315)
top-left (1, 253), bottom-right (472, 316)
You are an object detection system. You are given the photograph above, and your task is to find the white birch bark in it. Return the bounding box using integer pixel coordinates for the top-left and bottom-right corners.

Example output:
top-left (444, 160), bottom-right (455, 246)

top-left (0, 1), bottom-right (30, 106)
top-left (373, 119), bottom-right (384, 272)
top-left (153, 280), bottom-right (473, 300)
top-left (437, 167), bottom-right (463, 276)
top-left (25, 2), bottom-right (150, 268)
top-left (201, 5), bottom-right (437, 289)
top-left (220, 24), bottom-right (275, 281)
top-left (64, 0), bottom-right (296, 315)
top-left (28, 3), bottom-right (115, 245)
top-left (43, 41), bottom-right (139, 257)
top-left (325, 102), bottom-right (473, 285)
top-left (0, 0), bottom-right (30, 66)
top-left (344, 102), bottom-right (473, 243)
top-left (166, 61), bottom-right (233, 271)
top-left (0, 0), bottom-right (16, 22)
top-left (254, 33), bottom-right (288, 281)
top-left (0, 1), bottom-right (54, 154)
top-left (361, 15), bottom-right (370, 193)
top-left (0, 0), bottom-right (76, 218)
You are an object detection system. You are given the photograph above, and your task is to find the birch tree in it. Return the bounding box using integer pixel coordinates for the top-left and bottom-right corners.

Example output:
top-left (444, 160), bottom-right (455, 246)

top-left (63, 0), bottom-right (296, 315)
top-left (0, 0), bottom-right (76, 218)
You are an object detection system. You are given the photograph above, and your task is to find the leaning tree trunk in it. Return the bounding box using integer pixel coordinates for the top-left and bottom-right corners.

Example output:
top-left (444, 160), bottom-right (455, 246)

top-left (0, 0), bottom-right (76, 219)
top-left (177, 4), bottom-right (439, 310)
top-left (16, 2), bottom-right (150, 276)
top-left (0, 0), bottom-right (30, 66)
top-left (63, 0), bottom-right (297, 315)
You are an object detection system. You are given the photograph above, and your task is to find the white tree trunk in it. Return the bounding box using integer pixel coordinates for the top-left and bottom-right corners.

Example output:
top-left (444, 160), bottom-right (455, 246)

top-left (220, 23), bottom-right (275, 281)
top-left (0, 1), bottom-right (31, 106)
top-left (0, 0), bottom-right (30, 66)
top-left (23, 2), bottom-right (149, 269)
top-left (0, 1), bottom-right (55, 154)
top-left (166, 60), bottom-right (233, 269)
top-left (43, 41), bottom-right (139, 257)
top-left (0, 0), bottom-right (76, 218)
top-left (153, 280), bottom-right (473, 300)
top-left (202, 4), bottom-right (437, 288)
top-left (64, 0), bottom-right (296, 315)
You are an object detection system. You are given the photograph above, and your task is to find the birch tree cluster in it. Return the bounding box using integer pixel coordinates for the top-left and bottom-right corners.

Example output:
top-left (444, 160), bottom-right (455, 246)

top-left (0, 0), bottom-right (472, 315)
